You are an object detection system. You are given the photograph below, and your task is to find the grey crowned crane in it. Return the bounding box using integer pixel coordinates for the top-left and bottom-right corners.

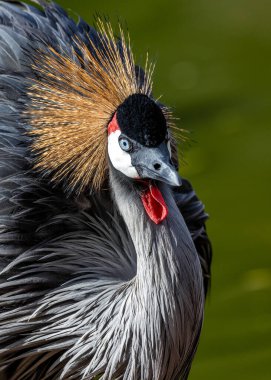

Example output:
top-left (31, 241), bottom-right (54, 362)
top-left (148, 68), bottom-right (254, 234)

top-left (0, 1), bottom-right (212, 379)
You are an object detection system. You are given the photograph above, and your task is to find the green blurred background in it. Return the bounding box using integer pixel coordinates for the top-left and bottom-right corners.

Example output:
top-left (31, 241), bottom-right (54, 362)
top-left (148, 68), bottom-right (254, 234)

top-left (60, 0), bottom-right (271, 378)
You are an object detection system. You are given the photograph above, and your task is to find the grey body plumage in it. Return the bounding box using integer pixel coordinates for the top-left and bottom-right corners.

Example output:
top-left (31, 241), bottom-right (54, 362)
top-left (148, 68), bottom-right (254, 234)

top-left (0, 1), bottom-right (212, 379)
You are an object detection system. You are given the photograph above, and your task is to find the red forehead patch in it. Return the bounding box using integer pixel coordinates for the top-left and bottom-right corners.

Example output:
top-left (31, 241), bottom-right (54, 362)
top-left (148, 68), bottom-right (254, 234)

top-left (108, 113), bottom-right (120, 135)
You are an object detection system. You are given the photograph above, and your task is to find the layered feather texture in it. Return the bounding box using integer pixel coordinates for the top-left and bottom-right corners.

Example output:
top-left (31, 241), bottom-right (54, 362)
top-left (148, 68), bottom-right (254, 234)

top-left (27, 19), bottom-right (155, 193)
top-left (0, 1), bottom-right (212, 379)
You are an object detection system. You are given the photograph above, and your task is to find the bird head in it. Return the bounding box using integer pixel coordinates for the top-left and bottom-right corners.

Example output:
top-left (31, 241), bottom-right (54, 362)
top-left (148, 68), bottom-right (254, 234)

top-left (107, 94), bottom-right (181, 188)
top-left (27, 20), bottom-right (183, 223)
top-left (106, 93), bottom-right (182, 224)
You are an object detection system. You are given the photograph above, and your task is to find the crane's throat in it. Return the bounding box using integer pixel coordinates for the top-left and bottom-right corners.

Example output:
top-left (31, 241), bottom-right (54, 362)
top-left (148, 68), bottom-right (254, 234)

top-left (141, 183), bottom-right (168, 224)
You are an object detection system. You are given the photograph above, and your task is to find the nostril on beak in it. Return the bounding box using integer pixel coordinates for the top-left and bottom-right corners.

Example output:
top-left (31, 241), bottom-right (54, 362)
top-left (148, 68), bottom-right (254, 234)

top-left (153, 163), bottom-right (161, 171)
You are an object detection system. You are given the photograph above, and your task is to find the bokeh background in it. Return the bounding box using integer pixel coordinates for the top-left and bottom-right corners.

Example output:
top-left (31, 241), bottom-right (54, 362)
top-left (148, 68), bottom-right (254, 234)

top-left (58, 0), bottom-right (271, 378)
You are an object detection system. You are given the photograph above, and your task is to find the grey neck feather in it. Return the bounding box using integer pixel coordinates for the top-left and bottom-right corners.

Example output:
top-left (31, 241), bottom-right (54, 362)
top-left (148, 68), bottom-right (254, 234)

top-left (109, 168), bottom-right (204, 380)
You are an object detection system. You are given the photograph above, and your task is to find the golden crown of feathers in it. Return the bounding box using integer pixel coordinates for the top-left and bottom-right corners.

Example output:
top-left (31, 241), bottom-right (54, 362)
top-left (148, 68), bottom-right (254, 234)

top-left (27, 20), bottom-right (180, 194)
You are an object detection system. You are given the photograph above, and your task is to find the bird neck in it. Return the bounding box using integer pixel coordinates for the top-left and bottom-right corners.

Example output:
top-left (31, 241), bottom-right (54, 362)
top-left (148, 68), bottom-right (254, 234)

top-left (109, 168), bottom-right (204, 378)
top-left (109, 168), bottom-right (202, 288)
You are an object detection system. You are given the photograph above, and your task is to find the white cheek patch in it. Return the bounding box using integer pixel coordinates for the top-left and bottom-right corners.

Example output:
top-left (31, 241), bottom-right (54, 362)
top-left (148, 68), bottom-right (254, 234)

top-left (108, 130), bottom-right (139, 178)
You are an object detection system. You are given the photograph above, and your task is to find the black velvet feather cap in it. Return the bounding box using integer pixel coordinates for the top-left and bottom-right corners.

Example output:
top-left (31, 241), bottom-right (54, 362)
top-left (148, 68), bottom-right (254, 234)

top-left (116, 94), bottom-right (167, 147)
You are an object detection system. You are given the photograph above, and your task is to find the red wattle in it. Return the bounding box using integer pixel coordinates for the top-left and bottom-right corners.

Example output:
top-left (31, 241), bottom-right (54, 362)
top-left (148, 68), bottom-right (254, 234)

top-left (141, 184), bottom-right (168, 224)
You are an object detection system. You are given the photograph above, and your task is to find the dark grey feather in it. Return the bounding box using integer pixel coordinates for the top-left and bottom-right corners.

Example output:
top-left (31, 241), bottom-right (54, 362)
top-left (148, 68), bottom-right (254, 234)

top-left (0, 1), bottom-right (211, 379)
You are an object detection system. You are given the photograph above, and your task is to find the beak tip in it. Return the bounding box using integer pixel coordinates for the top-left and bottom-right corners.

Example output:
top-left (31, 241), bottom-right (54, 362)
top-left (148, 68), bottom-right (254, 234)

top-left (172, 173), bottom-right (182, 187)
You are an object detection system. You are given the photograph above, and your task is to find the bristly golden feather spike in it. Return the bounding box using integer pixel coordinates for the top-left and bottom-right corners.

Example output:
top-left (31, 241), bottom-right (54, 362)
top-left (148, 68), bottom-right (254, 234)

top-left (27, 19), bottom-right (179, 195)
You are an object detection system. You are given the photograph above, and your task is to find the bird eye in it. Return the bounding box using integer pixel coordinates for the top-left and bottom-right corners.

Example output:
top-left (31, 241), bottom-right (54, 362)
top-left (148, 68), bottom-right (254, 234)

top-left (119, 137), bottom-right (132, 152)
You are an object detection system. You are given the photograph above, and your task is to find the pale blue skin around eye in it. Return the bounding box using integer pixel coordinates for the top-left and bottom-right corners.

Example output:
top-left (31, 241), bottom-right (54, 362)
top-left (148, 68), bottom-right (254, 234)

top-left (119, 138), bottom-right (131, 151)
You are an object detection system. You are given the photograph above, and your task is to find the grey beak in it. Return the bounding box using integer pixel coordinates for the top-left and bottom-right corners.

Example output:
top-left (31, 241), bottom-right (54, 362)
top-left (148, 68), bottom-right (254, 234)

top-left (131, 142), bottom-right (182, 187)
